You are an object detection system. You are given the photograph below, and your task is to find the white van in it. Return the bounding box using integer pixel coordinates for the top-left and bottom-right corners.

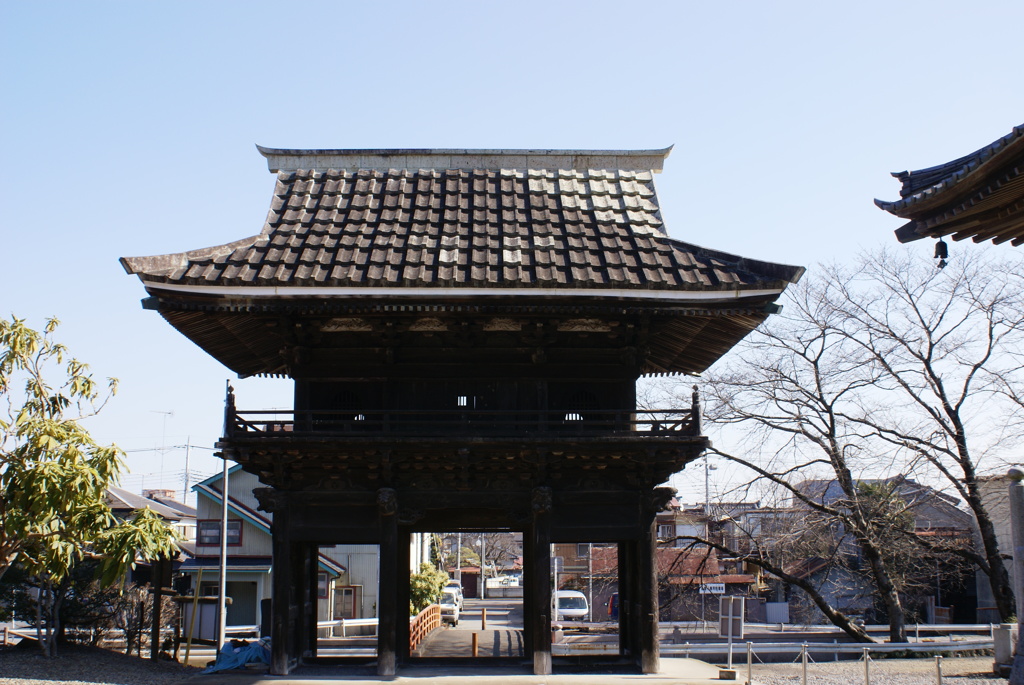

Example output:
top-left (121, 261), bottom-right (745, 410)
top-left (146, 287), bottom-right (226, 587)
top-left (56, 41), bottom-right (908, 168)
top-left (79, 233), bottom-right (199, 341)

top-left (443, 580), bottom-right (464, 610)
top-left (552, 590), bottom-right (589, 621)
top-left (439, 589), bottom-right (461, 626)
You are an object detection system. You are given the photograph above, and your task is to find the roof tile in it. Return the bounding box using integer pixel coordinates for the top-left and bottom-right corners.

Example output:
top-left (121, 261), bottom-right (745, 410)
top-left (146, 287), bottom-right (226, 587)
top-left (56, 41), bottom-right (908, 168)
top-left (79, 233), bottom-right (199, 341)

top-left (126, 165), bottom-right (802, 293)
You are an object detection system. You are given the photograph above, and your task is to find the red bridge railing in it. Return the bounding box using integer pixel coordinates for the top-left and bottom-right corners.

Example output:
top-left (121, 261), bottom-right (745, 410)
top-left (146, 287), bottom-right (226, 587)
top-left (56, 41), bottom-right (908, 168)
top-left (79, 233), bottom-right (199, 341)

top-left (409, 604), bottom-right (440, 652)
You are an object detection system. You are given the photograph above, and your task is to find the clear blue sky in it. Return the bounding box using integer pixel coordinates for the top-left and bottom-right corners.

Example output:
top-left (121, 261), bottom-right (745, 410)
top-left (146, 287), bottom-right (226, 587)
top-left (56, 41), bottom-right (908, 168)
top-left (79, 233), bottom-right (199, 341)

top-left (2, 1), bottom-right (1022, 502)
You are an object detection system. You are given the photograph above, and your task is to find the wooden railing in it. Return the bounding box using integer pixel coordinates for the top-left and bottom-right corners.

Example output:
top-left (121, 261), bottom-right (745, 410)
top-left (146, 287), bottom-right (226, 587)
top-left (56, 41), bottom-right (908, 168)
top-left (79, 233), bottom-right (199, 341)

top-left (225, 408), bottom-right (700, 440)
top-left (409, 604), bottom-right (440, 652)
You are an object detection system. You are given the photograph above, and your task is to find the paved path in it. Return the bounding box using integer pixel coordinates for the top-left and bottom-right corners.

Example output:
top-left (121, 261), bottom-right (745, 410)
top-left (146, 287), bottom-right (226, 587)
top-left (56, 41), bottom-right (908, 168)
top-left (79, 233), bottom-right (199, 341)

top-left (190, 657), bottom-right (731, 684)
top-left (415, 627), bottom-right (525, 657)
top-left (416, 597), bottom-right (525, 657)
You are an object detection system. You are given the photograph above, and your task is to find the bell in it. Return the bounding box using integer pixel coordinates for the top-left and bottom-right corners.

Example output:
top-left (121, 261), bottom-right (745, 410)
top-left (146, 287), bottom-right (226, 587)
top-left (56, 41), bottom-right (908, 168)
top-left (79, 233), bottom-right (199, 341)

top-left (934, 239), bottom-right (948, 260)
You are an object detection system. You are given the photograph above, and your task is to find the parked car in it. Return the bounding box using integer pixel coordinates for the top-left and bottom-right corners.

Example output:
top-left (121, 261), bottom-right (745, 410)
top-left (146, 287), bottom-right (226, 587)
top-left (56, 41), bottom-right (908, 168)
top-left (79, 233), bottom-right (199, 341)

top-left (439, 589), bottom-right (461, 626)
top-left (552, 590), bottom-right (589, 621)
top-left (443, 580), bottom-right (464, 609)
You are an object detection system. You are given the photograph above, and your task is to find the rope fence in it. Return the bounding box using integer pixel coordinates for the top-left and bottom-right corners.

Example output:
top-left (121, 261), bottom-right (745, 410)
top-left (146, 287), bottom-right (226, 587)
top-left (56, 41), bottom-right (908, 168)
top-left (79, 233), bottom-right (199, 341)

top-left (557, 634), bottom-right (992, 685)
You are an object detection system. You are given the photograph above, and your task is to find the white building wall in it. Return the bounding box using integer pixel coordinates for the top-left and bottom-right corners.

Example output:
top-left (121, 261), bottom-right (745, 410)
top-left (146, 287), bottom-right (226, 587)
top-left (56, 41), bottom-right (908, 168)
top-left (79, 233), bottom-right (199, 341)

top-left (194, 469), bottom-right (383, 621)
top-left (343, 546), bottom-right (380, 618)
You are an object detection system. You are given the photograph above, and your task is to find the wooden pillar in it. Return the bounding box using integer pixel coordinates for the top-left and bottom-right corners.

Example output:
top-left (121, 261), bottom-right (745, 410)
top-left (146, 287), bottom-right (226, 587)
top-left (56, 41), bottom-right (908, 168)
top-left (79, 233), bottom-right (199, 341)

top-left (617, 541), bottom-right (633, 659)
top-left (638, 516), bottom-right (660, 673)
top-left (377, 488), bottom-right (399, 677)
top-left (397, 528), bottom-right (412, 665)
top-left (523, 538), bottom-right (534, 660)
top-left (289, 541), bottom-right (309, 662)
top-left (270, 505), bottom-right (294, 675)
top-left (149, 556), bottom-right (171, 660)
top-left (307, 543), bottom-right (319, 658)
top-left (528, 486), bottom-right (553, 675)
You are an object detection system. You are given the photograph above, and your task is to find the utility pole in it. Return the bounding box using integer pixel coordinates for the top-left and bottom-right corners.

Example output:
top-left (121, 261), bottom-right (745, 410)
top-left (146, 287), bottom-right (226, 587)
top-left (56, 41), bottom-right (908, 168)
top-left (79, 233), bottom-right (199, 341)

top-left (480, 535), bottom-right (487, 600)
top-left (587, 542), bottom-right (593, 622)
top-left (702, 455), bottom-right (717, 628)
top-left (151, 410), bottom-right (174, 488)
top-left (456, 532), bottom-right (463, 583)
top-left (217, 455), bottom-right (229, 648)
top-left (182, 437), bottom-right (191, 503)
top-left (216, 383), bottom-right (232, 649)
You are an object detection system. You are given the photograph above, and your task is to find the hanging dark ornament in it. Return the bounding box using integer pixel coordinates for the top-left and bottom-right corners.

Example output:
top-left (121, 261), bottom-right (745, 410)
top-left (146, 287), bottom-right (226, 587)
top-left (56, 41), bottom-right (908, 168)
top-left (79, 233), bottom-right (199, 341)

top-left (934, 239), bottom-right (948, 269)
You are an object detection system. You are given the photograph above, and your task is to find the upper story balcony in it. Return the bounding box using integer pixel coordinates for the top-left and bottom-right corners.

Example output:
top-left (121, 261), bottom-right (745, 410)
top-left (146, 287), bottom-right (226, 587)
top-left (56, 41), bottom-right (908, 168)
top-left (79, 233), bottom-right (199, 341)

top-left (217, 387), bottom-right (707, 492)
top-left (224, 406), bottom-right (701, 442)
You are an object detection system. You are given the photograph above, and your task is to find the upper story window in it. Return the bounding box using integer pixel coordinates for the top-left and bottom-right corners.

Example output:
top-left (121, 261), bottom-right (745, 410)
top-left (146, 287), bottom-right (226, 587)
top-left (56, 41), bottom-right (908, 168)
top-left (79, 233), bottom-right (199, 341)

top-left (198, 519), bottom-right (242, 547)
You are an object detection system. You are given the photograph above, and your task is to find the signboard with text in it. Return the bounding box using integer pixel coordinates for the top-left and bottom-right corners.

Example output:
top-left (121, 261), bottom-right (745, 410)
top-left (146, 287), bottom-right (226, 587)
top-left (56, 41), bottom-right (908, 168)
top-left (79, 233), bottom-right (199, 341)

top-left (699, 583), bottom-right (725, 594)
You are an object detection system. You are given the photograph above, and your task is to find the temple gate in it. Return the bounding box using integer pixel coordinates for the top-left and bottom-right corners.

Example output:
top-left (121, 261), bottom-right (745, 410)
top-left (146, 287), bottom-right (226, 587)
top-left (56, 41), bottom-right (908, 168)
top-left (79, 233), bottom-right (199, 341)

top-left (122, 146), bottom-right (802, 676)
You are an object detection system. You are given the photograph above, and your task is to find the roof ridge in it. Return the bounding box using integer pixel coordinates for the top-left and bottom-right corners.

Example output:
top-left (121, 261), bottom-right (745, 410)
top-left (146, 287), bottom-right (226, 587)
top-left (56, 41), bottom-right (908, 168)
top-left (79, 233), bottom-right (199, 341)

top-left (257, 145), bottom-right (674, 174)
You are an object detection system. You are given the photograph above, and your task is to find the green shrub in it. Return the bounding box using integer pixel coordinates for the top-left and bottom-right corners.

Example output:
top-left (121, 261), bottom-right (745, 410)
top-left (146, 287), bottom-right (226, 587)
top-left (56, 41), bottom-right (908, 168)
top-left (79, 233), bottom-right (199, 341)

top-left (409, 563), bottom-right (448, 615)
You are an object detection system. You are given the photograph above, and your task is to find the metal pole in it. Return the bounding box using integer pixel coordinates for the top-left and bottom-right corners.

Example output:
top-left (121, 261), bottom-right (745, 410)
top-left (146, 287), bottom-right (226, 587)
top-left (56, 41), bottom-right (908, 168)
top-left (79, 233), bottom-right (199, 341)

top-left (1009, 467), bottom-right (1024, 685)
top-left (746, 641), bottom-right (752, 685)
top-left (182, 437), bottom-right (191, 504)
top-left (801, 643), bottom-right (808, 685)
top-left (588, 542), bottom-right (593, 622)
top-left (456, 533), bottom-right (462, 583)
top-left (480, 535), bottom-right (487, 600)
top-left (863, 647), bottom-right (870, 685)
top-left (216, 455), bottom-right (229, 648)
top-left (935, 654), bottom-right (943, 685)
top-left (703, 456), bottom-right (710, 629)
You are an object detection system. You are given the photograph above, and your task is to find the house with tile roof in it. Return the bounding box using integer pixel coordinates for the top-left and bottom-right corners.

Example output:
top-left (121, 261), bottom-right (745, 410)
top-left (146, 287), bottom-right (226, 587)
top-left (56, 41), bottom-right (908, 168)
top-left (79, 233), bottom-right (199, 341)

top-left (122, 146), bottom-right (803, 676)
top-left (104, 486), bottom-right (196, 586)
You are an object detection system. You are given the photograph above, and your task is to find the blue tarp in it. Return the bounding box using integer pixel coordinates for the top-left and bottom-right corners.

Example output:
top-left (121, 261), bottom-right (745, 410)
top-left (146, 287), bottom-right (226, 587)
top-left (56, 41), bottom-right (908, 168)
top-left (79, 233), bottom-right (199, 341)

top-left (201, 638), bottom-right (271, 673)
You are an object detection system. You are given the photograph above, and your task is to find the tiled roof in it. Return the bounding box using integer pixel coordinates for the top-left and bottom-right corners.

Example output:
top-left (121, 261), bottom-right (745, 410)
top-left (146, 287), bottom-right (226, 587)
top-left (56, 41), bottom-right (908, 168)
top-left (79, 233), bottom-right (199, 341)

top-left (123, 153), bottom-right (802, 295)
top-left (876, 124), bottom-right (1024, 245)
top-left (106, 485), bottom-right (186, 521)
top-left (123, 148), bottom-right (803, 376)
top-left (591, 545), bottom-right (720, 576)
top-left (879, 125), bottom-right (1024, 207)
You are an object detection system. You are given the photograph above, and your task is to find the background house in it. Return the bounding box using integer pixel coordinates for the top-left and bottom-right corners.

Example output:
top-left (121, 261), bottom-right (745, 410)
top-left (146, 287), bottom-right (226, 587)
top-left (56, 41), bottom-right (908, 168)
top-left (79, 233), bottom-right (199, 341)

top-left (784, 477), bottom-right (977, 623)
top-left (180, 466), bottom-right (382, 629)
top-left (105, 486), bottom-right (196, 586)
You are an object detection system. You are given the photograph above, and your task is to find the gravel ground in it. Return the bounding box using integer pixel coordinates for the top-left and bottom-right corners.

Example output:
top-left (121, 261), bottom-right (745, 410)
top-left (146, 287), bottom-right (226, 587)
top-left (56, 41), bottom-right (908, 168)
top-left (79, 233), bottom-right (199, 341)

top-left (0, 644), bottom-right (200, 685)
top-left (749, 656), bottom-right (1005, 685)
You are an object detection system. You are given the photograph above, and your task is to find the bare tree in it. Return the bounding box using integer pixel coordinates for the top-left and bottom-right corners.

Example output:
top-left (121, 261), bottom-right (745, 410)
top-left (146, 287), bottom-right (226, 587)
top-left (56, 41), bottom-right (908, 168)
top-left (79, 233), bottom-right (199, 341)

top-left (821, 249), bottom-right (1024, 622)
top-left (700, 274), bottom-right (909, 641)
top-left (691, 248), bottom-right (1024, 639)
